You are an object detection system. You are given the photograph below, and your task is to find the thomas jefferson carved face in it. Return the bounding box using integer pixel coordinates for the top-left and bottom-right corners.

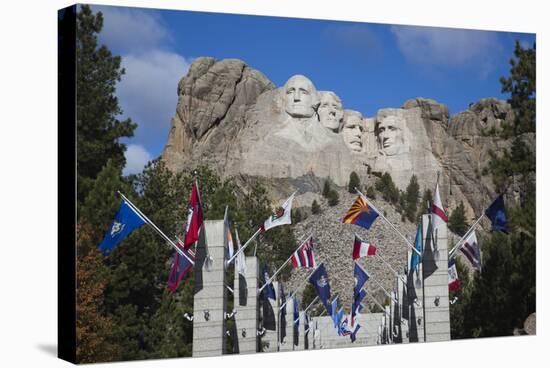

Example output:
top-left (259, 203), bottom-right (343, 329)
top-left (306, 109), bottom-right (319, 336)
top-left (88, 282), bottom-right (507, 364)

top-left (377, 115), bottom-right (406, 156)
top-left (318, 92), bottom-right (344, 131)
top-left (283, 75), bottom-right (319, 118)
top-left (342, 111), bottom-right (364, 152)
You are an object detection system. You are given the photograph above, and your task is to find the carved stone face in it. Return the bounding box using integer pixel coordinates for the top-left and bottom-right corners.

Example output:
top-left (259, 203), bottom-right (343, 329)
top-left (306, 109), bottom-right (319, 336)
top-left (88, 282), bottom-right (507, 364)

top-left (318, 92), bottom-right (344, 131)
top-left (342, 112), bottom-right (364, 152)
top-left (377, 115), bottom-right (405, 156)
top-left (283, 75), bottom-right (318, 118)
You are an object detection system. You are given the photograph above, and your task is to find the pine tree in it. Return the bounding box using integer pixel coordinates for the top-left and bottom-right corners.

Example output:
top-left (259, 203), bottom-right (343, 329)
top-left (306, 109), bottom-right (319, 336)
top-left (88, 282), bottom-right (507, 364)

top-left (417, 189), bottom-right (433, 219)
top-left (375, 172), bottom-right (399, 204)
top-left (348, 171), bottom-right (360, 193)
top-left (404, 175), bottom-right (420, 222)
top-left (327, 189), bottom-right (339, 206)
top-left (365, 185), bottom-right (376, 200)
top-left (448, 202), bottom-right (468, 236)
top-left (500, 41), bottom-right (536, 136)
top-left (322, 180), bottom-right (331, 197)
top-left (77, 5), bottom-right (137, 205)
top-left (311, 199), bottom-right (321, 214)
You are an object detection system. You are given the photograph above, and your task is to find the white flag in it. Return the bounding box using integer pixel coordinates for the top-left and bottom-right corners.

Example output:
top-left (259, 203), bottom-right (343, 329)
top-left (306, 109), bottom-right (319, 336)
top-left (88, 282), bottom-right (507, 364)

top-left (262, 192), bottom-right (296, 232)
top-left (235, 228), bottom-right (247, 276)
top-left (431, 182), bottom-right (448, 230)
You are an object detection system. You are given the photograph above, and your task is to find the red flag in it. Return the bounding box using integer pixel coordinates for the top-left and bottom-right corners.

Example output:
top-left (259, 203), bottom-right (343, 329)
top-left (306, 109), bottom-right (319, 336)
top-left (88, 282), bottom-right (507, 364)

top-left (183, 179), bottom-right (203, 249)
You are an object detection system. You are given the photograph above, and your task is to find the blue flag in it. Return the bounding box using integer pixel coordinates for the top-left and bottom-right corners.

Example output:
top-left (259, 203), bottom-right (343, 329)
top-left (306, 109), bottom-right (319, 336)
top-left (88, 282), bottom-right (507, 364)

top-left (280, 284), bottom-right (287, 343)
top-left (98, 200), bottom-right (146, 255)
top-left (485, 195), bottom-right (508, 233)
top-left (409, 223), bottom-right (423, 272)
top-left (309, 263), bottom-right (332, 315)
top-left (260, 265), bottom-right (276, 300)
top-left (330, 297), bottom-right (339, 327)
top-left (354, 262), bottom-right (370, 296)
top-left (293, 295), bottom-right (300, 346)
top-left (350, 323), bottom-right (361, 343)
top-left (352, 288), bottom-right (367, 327)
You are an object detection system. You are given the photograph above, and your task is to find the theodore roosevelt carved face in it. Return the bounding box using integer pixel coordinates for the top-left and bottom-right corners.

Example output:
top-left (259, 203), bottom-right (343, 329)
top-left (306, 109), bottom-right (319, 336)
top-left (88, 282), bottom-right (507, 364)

top-left (283, 75), bottom-right (319, 118)
top-left (342, 110), bottom-right (365, 152)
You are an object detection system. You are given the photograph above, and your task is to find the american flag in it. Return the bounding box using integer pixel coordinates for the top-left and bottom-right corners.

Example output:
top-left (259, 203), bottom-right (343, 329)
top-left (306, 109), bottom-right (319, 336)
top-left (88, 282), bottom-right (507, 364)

top-left (290, 235), bottom-right (316, 268)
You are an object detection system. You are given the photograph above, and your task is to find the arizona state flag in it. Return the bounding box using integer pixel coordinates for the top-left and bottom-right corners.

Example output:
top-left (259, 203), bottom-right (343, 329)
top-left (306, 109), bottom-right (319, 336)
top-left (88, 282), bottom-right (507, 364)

top-left (343, 195), bottom-right (380, 230)
top-left (183, 179), bottom-right (204, 249)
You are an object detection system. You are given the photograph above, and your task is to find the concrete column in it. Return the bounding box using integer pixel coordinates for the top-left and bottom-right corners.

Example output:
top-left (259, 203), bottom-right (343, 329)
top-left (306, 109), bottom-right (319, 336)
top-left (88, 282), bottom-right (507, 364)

top-left (295, 311), bottom-right (304, 351)
top-left (279, 297), bottom-right (294, 352)
top-left (397, 277), bottom-right (409, 343)
top-left (192, 220), bottom-right (227, 357)
top-left (233, 256), bottom-right (259, 354)
top-left (261, 281), bottom-right (278, 352)
top-left (421, 214), bottom-right (451, 342)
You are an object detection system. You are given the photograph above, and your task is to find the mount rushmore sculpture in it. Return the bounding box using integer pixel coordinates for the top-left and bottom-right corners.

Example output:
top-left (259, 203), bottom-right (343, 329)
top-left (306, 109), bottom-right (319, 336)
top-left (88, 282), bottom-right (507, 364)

top-left (162, 57), bottom-right (520, 218)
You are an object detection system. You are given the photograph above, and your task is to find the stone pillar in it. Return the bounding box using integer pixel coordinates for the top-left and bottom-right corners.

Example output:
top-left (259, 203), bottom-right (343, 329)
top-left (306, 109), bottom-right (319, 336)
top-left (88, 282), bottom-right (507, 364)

top-left (192, 220), bottom-right (227, 357)
top-left (233, 256), bottom-right (259, 354)
top-left (295, 311), bottom-right (305, 351)
top-left (421, 214), bottom-right (451, 342)
top-left (397, 277), bottom-right (409, 343)
top-left (279, 298), bottom-right (294, 351)
top-left (261, 281), bottom-right (279, 352)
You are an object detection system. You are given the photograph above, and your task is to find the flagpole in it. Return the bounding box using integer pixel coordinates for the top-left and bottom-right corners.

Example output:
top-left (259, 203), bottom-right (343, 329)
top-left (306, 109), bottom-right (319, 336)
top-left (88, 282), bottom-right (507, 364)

top-left (355, 188), bottom-right (421, 256)
top-left (374, 252), bottom-right (406, 284)
top-left (448, 213), bottom-right (485, 258)
top-left (369, 277), bottom-right (398, 304)
top-left (365, 292), bottom-right (391, 318)
top-left (280, 265), bottom-right (322, 311)
top-left (259, 233), bottom-right (311, 292)
top-left (117, 191), bottom-right (194, 265)
top-left (226, 227), bottom-right (262, 265)
top-left (303, 296), bottom-right (320, 314)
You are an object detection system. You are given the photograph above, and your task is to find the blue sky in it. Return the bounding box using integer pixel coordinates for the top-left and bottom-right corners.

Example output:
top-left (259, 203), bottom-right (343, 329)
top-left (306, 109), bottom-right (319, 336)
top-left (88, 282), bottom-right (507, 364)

top-left (92, 5), bottom-right (535, 175)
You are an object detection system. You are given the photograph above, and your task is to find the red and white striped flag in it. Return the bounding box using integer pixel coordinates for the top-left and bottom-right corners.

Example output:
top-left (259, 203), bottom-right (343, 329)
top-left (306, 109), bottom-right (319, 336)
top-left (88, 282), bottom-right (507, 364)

top-left (460, 230), bottom-right (481, 271)
top-left (290, 236), bottom-right (316, 268)
top-left (352, 234), bottom-right (377, 260)
top-left (432, 182), bottom-right (448, 229)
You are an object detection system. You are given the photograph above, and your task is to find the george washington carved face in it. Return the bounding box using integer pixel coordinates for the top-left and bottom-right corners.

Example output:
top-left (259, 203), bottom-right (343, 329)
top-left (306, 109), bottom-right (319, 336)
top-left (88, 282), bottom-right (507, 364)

top-left (283, 75), bottom-right (319, 118)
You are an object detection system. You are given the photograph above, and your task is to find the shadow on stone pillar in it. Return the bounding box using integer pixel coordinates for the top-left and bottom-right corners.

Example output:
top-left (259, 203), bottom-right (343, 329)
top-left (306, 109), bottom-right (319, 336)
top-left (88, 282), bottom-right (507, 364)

top-left (192, 220), bottom-right (227, 357)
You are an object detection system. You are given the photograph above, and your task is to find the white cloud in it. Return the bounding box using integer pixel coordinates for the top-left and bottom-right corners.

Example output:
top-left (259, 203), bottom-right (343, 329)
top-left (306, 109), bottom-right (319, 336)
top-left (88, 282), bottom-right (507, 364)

top-left (117, 50), bottom-right (190, 139)
top-left (95, 5), bottom-right (172, 53)
top-left (124, 144), bottom-right (153, 175)
top-left (390, 25), bottom-right (502, 77)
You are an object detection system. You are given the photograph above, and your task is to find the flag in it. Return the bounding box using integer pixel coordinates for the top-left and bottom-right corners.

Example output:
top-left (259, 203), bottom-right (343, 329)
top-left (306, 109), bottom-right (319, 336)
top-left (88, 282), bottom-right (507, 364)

top-left (224, 207), bottom-right (234, 260)
top-left (343, 194), bottom-right (380, 230)
top-left (432, 182), bottom-right (448, 228)
top-left (460, 230), bottom-right (481, 271)
top-left (354, 262), bottom-right (370, 296)
top-left (352, 234), bottom-right (377, 260)
top-left (351, 288), bottom-right (367, 327)
top-left (337, 311), bottom-right (350, 336)
top-left (304, 312), bottom-right (310, 350)
top-left (448, 260), bottom-right (461, 292)
top-left (260, 265), bottom-right (276, 300)
top-left (409, 223), bottom-right (423, 273)
top-left (291, 235), bottom-right (316, 268)
top-left (350, 323), bottom-right (361, 343)
top-left (235, 229), bottom-right (247, 277)
top-left (485, 195), bottom-right (508, 233)
top-left (293, 295), bottom-right (300, 346)
top-left (183, 179), bottom-right (204, 249)
top-left (98, 200), bottom-right (146, 255)
top-left (167, 243), bottom-right (195, 292)
top-left (330, 297), bottom-right (339, 328)
top-left (308, 263), bottom-right (332, 315)
top-left (262, 192), bottom-right (295, 232)
top-left (280, 284), bottom-right (287, 344)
